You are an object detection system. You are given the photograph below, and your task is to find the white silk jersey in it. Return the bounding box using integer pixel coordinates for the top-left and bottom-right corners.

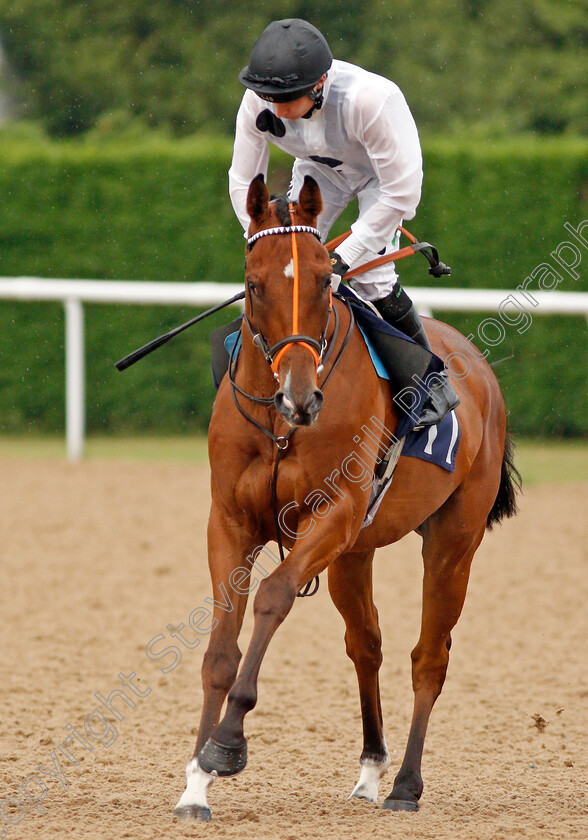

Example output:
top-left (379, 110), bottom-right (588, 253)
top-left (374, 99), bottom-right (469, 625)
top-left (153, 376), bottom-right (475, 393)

top-left (228, 59), bottom-right (423, 270)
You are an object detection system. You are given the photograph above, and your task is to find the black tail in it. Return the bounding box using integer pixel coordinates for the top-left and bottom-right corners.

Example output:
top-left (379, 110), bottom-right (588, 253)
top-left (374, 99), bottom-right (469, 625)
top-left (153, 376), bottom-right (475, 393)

top-left (486, 430), bottom-right (522, 530)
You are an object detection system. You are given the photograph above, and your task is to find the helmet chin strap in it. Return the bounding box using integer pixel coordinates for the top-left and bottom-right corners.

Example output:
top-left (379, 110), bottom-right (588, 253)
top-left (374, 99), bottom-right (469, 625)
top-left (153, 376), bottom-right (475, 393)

top-left (255, 75), bottom-right (327, 132)
top-left (302, 78), bottom-right (326, 119)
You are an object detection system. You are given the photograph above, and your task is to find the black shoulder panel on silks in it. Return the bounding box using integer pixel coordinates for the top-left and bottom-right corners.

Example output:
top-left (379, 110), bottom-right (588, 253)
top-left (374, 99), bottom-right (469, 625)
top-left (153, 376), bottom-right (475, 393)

top-left (309, 154), bottom-right (343, 168)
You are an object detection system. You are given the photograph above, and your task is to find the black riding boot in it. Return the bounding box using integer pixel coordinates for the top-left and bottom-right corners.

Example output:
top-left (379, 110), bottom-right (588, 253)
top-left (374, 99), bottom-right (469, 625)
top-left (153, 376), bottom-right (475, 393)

top-left (374, 286), bottom-right (459, 427)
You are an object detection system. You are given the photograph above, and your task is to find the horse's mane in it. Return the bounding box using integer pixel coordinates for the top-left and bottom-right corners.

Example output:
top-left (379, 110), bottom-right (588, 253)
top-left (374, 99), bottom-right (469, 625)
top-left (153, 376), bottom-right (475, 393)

top-left (269, 194), bottom-right (292, 226)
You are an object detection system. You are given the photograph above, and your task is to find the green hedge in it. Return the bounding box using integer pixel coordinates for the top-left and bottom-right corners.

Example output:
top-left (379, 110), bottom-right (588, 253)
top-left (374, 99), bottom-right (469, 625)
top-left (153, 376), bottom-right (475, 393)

top-left (0, 135), bottom-right (586, 437)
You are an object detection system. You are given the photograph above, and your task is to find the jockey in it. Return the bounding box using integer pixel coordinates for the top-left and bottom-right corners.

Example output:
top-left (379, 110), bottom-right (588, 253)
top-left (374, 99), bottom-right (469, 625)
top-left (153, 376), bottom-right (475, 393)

top-left (229, 18), bottom-right (459, 426)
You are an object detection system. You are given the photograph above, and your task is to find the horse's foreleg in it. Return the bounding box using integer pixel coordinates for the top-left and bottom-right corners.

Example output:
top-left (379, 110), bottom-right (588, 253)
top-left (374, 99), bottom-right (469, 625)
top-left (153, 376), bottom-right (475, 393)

top-left (174, 504), bottom-right (258, 822)
top-left (383, 518), bottom-right (486, 812)
top-left (196, 612), bottom-right (244, 755)
top-left (328, 550), bottom-right (390, 804)
top-left (197, 562), bottom-right (297, 776)
top-left (198, 513), bottom-right (353, 780)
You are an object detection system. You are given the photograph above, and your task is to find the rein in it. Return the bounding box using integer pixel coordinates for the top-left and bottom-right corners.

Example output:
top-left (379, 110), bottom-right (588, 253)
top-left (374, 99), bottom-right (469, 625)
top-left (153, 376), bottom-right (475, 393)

top-left (114, 224), bottom-right (448, 373)
top-left (325, 225), bottom-right (451, 279)
top-left (234, 211), bottom-right (355, 597)
top-left (228, 299), bottom-right (355, 598)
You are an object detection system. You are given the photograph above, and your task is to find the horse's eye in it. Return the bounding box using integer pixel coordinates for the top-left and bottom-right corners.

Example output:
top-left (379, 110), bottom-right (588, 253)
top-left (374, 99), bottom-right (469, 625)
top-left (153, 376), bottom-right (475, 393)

top-left (248, 281), bottom-right (258, 296)
top-left (322, 275), bottom-right (332, 291)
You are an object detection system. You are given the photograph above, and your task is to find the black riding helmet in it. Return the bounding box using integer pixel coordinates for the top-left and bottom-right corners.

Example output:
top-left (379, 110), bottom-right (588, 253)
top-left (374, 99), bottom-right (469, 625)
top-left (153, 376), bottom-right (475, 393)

top-left (239, 19), bottom-right (332, 103)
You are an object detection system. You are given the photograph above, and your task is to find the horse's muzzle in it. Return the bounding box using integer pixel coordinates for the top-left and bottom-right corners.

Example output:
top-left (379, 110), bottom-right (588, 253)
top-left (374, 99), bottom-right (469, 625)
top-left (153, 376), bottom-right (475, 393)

top-left (274, 388), bottom-right (324, 426)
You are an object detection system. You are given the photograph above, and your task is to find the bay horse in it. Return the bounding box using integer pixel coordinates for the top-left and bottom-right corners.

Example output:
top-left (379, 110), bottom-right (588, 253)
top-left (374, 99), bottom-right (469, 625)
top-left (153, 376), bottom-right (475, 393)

top-left (174, 174), bottom-right (520, 820)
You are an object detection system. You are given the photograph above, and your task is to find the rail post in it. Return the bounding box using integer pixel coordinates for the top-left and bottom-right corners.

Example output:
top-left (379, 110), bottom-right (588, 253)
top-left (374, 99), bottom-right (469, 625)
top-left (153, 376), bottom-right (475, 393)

top-left (64, 297), bottom-right (85, 461)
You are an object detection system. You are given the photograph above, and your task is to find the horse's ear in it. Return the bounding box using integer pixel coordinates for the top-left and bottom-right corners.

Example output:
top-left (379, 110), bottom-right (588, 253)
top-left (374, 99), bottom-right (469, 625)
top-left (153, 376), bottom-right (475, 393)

top-left (247, 174), bottom-right (270, 224)
top-left (297, 175), bottom-right (323, 223)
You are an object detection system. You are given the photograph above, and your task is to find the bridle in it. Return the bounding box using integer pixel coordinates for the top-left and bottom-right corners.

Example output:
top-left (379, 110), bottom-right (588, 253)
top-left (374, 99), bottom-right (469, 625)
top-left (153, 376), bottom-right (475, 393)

top-left (232, 200), bottom-right (354, 442)
top-left (244, 206), bottom-right (331, 384)
top-left (231, 204), bottom-right (355, 597)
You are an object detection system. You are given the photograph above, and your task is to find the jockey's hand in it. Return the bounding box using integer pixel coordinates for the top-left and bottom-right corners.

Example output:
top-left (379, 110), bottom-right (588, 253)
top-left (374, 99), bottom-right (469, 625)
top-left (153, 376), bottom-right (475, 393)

top-left (329, 251), bottom-right (349, 291)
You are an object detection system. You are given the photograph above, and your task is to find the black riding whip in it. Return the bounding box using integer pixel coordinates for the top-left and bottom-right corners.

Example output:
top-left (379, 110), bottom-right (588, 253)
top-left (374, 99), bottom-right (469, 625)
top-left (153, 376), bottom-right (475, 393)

top-left (115, 290), bottom-right (246, 371)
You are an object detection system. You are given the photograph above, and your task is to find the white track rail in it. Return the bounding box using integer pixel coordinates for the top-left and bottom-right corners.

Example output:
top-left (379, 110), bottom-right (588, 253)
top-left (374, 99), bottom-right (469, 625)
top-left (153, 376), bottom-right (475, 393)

top-left (1, 278), bottom-right (587, 460)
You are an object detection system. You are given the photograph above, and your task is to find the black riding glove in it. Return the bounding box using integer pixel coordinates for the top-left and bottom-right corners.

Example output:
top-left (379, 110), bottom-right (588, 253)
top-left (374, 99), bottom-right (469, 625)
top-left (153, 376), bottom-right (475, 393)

top-left (329, 251), bottom-right (349, 290)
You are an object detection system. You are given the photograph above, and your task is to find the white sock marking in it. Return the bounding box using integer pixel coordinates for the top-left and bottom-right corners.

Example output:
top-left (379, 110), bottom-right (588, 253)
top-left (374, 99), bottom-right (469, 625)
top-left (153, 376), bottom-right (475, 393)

top-left (349, 754), bottom-right (391, 804)
top-left (175, 758), bottom-right (216, 811)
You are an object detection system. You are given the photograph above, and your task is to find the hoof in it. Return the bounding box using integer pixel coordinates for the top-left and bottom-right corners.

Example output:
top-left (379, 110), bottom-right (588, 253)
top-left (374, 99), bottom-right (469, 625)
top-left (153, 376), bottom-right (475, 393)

top-left (198, 737), bottom-right (248, 777)
top-left (349, 788), bottom-right (378, 804)
top-left (173, 804), bottom-right (212, 822)
top-left (382, 797), bottom-right (419, 812)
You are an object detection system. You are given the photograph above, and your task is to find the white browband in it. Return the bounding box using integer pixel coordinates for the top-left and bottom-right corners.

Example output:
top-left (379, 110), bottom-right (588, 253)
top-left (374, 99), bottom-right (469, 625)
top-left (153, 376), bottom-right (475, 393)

top-left (247, 225), bottom-right (322, 250)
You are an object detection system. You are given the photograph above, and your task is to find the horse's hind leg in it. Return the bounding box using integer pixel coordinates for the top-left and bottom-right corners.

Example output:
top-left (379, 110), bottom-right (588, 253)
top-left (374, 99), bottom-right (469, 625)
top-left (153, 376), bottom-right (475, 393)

top-left (383, 494), bottom-right (488, 812)
top-left (328, 550), bottom-right (390, 804)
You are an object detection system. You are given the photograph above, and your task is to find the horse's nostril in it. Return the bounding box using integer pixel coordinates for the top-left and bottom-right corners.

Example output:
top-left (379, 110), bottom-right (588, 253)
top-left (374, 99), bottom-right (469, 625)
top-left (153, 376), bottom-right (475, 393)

top-left (274, 391), bottom-right (295, 414)
top-left (275, 389), bottom-right (323, 420)
top-left (304, 389), bottom-right (324, 416)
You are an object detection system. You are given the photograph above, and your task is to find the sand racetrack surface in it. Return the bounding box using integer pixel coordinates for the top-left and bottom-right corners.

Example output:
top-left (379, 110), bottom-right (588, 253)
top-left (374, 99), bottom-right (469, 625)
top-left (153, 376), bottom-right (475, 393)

top-left (1, 456), bottom-right (587, 840)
